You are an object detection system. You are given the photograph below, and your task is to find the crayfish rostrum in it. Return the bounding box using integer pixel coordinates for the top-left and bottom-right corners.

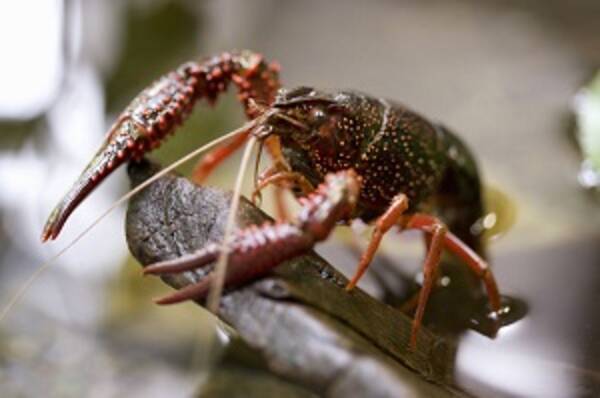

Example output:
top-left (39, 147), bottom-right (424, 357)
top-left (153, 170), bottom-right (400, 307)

top-left (41, 50), bottom-right (502, 348)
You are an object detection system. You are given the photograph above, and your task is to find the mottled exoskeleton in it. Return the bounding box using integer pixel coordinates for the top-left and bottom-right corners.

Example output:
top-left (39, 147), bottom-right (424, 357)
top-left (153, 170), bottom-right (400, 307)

top-left (42, 51), bottom-right (501, 348)
top-left (270, 88), bottom-right (483, 231)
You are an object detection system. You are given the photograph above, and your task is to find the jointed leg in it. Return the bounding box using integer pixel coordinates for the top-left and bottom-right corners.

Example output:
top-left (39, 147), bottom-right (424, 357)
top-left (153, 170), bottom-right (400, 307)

top-left (409, 222), bottom-right (447, 349)
top-left (405, 214), bottom-right (501, 311)
top-left (250, 142), bottom-right (315, 221)
top-left (272, 186), bottom-right (288, 221)
top-left (251, 170), bottom-right (315, 204)
top-left (443, 232), bottom-right (500, 309)
top-left (398, 232), bottom-right (438, 314)
top-left (192, 131), bottom-right (250, 183)
top-left (345, 194), bottom-right (409, 291)
top-left (193, 131), bottom-right (294, 221)
top-left (403, 213), bottom-right (502, 348)
top-left (262, 136), bottom-right (293, 221)
top-left (423, 231), bottom-right (432, 252)
top-left (187, 51), bottom-right (281, 185)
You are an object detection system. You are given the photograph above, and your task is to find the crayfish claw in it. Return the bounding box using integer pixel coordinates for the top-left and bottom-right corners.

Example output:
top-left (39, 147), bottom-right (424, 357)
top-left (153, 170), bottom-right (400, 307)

top-left (145, 170), bottom-right (361, 307)
top-left (153, 277), bottom-right (213, 305)
top-left (41, 206), bottom-right (62, 242)
top-left (41, 117), bottom-right (143, 242)
top-left (143, 245), bottom-right (219, 276)
top-left (42, 50), bottom-right (281, 242)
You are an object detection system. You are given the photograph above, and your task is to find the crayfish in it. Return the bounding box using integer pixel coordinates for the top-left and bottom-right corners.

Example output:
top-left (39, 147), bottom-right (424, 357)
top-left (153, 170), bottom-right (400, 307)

top-left (38, 50), bottom-right (501, 348)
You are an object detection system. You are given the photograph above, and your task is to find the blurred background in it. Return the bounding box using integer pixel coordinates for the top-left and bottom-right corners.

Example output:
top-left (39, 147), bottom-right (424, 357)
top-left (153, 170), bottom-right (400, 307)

top-left (0, 0), bottom-right (599, 397)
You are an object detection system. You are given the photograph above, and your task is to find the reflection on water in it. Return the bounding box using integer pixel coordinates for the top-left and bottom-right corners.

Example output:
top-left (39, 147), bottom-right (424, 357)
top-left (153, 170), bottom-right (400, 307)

top-left (0, 0), bottom-right (599, 397)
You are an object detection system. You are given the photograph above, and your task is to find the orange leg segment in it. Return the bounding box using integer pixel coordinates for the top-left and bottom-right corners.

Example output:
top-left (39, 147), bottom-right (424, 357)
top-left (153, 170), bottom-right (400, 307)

top-left (251, 170), bottom-right (315, 204)
top-left (404, 213), bottom-right (502, 348)
top-left (272, 186), bottom-right (288, 221)
top-left (191, 130), bottom-right (250, 184)
top-left (192, 132), bottom-right (292, 222)
top-left (263, 136), bottom-right (291, 221)
top-left (345, 194), bottom-right (409, 291)
top-left (410, 222), bottom-right (447, 349)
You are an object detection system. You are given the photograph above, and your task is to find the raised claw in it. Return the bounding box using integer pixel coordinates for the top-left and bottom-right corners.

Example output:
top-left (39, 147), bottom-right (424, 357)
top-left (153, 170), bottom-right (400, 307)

top-left (41, 116), bottom-right (149, 242)
top-left (42, 50), bottom-right (280, 242)
top-left (144, 170), bottom-right (361, 305)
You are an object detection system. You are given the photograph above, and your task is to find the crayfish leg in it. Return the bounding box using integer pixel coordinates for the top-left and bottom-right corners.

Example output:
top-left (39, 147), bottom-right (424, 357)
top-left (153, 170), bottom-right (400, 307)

top-left (191, 130), bottom-right (291, 221)
top-left (410, 221), bottom-right (447, 350)
top-left (192, 133), bottom-right (292, 220)
top-left (345, 194), bottom-right (409, 291)
top-left (251, 170), bottom-right (314, 207)
top-left (191, 130), bottom-right (250, 183)
top-left (403, 213), bottom-right (502, 349)
top-left (263, 136), bottom-right (291, 221)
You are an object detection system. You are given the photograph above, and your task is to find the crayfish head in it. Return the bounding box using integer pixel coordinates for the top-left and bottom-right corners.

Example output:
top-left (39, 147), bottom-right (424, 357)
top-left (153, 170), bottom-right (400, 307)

top-left (268, 87), bottom-right (347, 152)
top-left (41, 116), bottom-right (151, 242)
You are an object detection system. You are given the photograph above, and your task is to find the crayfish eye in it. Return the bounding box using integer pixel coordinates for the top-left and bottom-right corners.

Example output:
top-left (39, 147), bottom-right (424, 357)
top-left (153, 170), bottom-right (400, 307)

top-left (308, 107), bottom-right (327, 125)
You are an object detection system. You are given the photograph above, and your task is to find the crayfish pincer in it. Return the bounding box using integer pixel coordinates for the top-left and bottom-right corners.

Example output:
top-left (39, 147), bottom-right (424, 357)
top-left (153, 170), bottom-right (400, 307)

top-left (41, 50), bottom-right (502, 348)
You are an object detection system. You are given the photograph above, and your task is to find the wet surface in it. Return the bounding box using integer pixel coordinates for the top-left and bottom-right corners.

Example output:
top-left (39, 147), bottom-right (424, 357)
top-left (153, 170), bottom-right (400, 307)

top-left (0, 0), bottom-right (599, 397)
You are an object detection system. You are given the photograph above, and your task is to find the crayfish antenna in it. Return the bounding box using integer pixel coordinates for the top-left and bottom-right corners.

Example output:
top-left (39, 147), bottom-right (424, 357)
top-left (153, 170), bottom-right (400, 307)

top-left (206, 135), bottom-right (259, 313)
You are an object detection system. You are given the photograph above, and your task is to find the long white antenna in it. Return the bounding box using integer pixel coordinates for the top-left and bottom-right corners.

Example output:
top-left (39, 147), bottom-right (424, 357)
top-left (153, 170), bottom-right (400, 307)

top-left (206, 135), bottom-right (258, 313)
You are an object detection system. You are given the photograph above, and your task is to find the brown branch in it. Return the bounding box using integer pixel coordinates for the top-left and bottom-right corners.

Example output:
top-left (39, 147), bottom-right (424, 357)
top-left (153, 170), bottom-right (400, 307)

top-left (125, 159), bottom-right (467, 397)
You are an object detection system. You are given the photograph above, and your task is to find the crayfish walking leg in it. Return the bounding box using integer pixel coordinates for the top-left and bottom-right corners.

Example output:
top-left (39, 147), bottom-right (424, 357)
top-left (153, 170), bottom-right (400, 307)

top-left (403, 213), bottom-right (502, 348)
top-left (345, 194), bottom-right (409, 291)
